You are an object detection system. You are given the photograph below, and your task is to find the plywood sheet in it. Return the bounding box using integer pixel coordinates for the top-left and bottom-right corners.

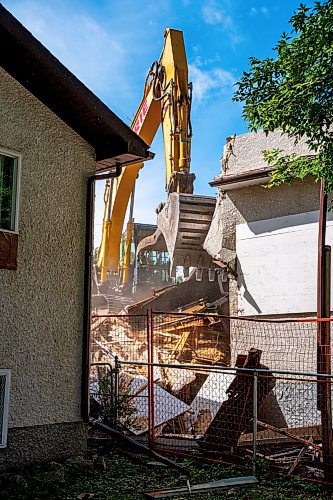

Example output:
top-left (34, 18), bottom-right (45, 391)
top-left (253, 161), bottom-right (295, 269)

top-left (127, 375), bottom-right (190, 435)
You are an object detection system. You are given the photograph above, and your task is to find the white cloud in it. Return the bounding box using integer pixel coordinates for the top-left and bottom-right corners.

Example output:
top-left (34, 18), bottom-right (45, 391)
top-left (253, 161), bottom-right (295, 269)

top-left (202, 0), bottom-right (242, 45)
top-left (202, 2), bottom-right (223, 24)
top-left (250, 6), bottom-right (269, 16)
top-left (189, 64), bottom-right (236, 104)
top-left (192, 53), bottom-right (221, 68)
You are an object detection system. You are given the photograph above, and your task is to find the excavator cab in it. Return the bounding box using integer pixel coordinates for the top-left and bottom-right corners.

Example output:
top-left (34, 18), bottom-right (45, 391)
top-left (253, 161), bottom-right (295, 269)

top-left (119, 223), bottom-right (172, 296)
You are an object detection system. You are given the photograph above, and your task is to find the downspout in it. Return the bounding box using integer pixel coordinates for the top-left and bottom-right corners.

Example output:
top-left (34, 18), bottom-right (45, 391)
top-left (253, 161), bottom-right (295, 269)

top-left (81, 164), bottom-right (122, 421)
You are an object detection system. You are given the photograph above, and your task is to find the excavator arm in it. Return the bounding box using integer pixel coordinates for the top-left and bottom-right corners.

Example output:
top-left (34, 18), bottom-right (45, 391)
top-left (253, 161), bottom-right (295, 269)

top-left (98, 29), bottom-right (195, 283)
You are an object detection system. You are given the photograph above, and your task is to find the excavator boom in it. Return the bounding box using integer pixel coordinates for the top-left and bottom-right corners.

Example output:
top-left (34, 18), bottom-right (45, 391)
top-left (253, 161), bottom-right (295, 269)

top-left (98, 29), bottom-right (214, 284)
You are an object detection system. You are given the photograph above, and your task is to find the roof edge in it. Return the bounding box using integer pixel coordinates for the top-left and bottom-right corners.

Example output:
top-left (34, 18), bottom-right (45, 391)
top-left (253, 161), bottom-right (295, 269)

top-left (0, 4), bottom-right (151, 164)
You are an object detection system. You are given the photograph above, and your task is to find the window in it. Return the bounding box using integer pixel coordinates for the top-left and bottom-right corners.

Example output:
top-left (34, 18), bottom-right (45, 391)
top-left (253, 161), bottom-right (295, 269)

top-left (0, 148), bottom-right (21, 232)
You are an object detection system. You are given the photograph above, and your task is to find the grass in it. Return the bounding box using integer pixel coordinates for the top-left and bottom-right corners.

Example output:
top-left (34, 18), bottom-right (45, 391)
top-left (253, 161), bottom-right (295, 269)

top-left (1, 447), bottom-right (332, 499)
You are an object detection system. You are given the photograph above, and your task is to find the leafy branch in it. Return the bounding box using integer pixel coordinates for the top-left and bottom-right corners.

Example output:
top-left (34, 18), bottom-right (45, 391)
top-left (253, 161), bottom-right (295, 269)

top-left (233, 0), bottom-right (333, 192)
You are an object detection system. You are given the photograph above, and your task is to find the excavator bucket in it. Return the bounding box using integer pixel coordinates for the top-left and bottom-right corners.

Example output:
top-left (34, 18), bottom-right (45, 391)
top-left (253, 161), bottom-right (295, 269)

top-left (138, 193), bottom-right (216, 277)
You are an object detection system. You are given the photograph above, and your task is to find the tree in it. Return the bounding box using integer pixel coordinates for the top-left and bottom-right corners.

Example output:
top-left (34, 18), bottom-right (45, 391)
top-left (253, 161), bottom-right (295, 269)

top-left (233, 1), bottom-right (333, 192)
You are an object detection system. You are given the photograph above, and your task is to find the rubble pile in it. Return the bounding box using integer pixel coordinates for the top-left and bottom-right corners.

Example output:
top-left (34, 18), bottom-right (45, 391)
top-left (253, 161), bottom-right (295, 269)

top-left (90, 314), bottom-right (325, 478)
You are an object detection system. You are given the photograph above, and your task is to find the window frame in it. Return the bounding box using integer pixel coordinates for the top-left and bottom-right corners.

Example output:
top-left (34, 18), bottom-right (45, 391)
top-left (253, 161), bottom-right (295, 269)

top-left (0, 369), bottom-right (11, 448)
top-left (0, 147), bottom-right (22, 234)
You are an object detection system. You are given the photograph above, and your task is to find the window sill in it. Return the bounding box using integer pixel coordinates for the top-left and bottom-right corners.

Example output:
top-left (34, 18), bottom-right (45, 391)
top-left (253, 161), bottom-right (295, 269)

top-left (0, 228), bottom-right (19, 235)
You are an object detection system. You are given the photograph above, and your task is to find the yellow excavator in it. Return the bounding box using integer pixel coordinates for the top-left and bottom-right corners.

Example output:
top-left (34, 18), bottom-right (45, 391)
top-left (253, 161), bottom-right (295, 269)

top-left (97, 29), bottom-right (215, 287)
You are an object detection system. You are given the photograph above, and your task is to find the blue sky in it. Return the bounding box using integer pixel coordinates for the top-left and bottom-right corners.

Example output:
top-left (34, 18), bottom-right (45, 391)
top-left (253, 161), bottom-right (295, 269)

top-left (4, 0), bottom-right (312, 246)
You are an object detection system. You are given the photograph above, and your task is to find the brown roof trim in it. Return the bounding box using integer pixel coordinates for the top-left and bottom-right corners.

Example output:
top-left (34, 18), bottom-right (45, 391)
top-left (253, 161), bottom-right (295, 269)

top-left (0, 4), bottom-right (152, 170)
top-left (210, 166), bottom-right (273, 190)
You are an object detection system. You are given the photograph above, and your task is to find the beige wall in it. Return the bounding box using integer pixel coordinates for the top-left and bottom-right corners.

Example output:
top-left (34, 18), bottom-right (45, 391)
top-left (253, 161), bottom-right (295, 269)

top-left (205, 136), bottom-right (321, 372)
top-left (0, 68), bottom-right (96, 428)
top-left (223, 129), bottom-right (311, 177)
top-left (206, 140), bottom-right (321, 318)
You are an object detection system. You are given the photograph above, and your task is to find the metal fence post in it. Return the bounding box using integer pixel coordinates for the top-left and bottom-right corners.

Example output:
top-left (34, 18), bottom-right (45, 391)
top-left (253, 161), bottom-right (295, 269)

top-left (147, 309), bottom-right (155, 449)
top-left (252, 370), bottom-right (258, 476)
top-left (114, 356), bottom-right (120, 428)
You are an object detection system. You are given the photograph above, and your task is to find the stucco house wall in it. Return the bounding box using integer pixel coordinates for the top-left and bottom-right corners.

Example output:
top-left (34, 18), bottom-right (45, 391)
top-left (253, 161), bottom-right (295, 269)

top-left (205, 130), bottom-right (321, 372)
top-left (0, 67), bottom-right (96, 468)
top-left (223, 130), bottom-right (311, 176)
top-left (206, 177), bottom-right (320, 313)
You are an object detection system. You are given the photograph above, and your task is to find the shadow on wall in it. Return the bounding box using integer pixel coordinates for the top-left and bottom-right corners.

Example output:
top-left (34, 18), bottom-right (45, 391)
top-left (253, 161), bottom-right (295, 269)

top-left (237, 258), bottom-right (262, 314)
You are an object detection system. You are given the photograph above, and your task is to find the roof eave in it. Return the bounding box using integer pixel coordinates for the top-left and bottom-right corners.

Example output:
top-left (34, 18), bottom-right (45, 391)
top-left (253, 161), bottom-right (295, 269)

top-left (0, 4), bottom-right (151, 166)
top-left (96, 151), bottom-right (155, 172)
top-left (210, 167), bottom-right (273, 191)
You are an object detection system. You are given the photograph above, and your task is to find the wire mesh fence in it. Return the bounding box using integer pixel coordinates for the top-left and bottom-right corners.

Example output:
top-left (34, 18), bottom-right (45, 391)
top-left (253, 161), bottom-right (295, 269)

top-left (89, 311), bottom-right (333, 482)
top-left (151, 311), bottom-right (325, 373)
top-left (91, 314), bottom-right (148, 365)
top-left (151, 312), bottom-right (230, 366)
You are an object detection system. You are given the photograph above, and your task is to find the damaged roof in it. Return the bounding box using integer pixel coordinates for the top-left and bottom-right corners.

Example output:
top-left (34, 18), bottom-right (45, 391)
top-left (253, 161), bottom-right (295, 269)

top-left (0, 4), bottom-right (153, 171)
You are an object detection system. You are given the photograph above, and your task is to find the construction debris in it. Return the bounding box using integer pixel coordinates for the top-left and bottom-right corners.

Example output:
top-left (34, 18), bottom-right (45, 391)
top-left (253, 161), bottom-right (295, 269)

top-left (121, 374), bottom-right (191, 435)
top-left (90, 311), bottom-right (326, 480)
top-left (287, 437), bottom-right (314, 476)
top-left (256, 421), bottom-right (321, 452)
top-left (89, 418), bottom-right (188, 475)
top-left (239, 424), bottom-right (321, 447)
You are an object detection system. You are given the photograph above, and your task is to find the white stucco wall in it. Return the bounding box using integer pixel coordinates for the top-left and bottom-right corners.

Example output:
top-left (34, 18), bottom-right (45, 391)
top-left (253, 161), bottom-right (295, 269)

top-left (0, 67), bottom-right (96, 428)
top-left (205, 177), bottom-right (321, 289)
top-left (237, 211), bottom-right (333, 316)
top-left (205, 130), bottom-right (321, 314)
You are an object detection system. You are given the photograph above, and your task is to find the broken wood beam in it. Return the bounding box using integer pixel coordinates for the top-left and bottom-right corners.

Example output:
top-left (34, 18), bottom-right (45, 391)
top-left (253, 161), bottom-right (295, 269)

top-left (287, 437), bottom-right (314, 476)
top-left (200, 349), bottom-right (275, 450)
top-left (239, 424), bottom-right (321, 447)
top-left (89, 418), bottom-right (188, 475)
top-left (256, 420), bottom-right (321, 451)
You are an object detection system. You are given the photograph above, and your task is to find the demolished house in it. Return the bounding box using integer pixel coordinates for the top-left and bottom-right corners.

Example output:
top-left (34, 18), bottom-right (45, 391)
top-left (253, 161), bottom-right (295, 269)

top-left (90, 130), bottom-right (328, 477)
top-left (205, 130), bottom-right (326, 373)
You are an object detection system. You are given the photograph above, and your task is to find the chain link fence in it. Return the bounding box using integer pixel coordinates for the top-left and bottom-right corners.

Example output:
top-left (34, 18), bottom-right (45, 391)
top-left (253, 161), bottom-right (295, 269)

top-left (90, 311), bottom-right (333, 482)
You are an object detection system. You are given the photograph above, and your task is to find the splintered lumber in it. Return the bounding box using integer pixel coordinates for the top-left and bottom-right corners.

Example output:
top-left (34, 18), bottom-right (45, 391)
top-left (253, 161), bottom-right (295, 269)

top-left (91, 315), bottom-right (109, 330)
top-left (144, 476), bottom-right (258, 498)
top-left (172, 329), bottom-right (191, 357)
top-left (161, 319), bottom-right (205, 332)
top-left (239, 424), bottom-right (322, 447)
top-left (199, 349), bottom-right (275, 450)
top-left (287, 437), bottom-right (313, 476)
top-left (256, 421), bottom-right (321, 452)
top-left (268, 448), bottom-right (303, 459)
